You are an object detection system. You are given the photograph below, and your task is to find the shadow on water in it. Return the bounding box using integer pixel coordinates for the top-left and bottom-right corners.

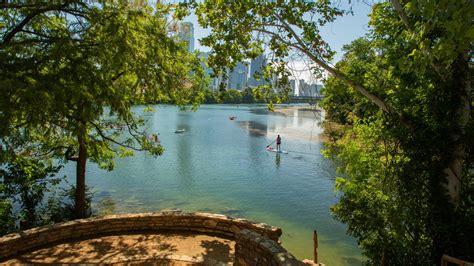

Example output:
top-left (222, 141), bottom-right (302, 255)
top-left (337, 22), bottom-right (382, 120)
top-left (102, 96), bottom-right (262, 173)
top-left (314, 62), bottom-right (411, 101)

top-left (275, 153), bottom-right (281, 168)
top-left (237, 120), bottom-right (274, 137)
top-left (249, 108), bottom-right (286, 117)
top-left (220, 207), bottom-right (242, 217)
top-left (292, 155), bottom-right (304, 160)
top-left (342, 256), bottom-right (365, 265)
top-left (197, 207), bottom-right (213, 212)
top-left (95, 190), bottom-right (111, 198)
top-left (174, 201), bottom-right (189, 207)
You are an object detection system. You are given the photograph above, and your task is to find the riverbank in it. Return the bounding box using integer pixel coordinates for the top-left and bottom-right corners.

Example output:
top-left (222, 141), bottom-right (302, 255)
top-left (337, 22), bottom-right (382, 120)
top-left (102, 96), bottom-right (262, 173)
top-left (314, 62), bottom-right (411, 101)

top-left (270, 105), bottom-right (334, 143)
top-left (272, 105), bottom-right (348, 144)
top-left (273, 104), bottom-right (322, 118)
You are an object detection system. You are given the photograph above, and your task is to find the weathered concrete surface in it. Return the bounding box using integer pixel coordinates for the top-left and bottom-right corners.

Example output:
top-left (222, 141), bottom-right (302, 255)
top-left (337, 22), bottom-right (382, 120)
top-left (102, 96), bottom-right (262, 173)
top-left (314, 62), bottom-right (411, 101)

top-left (0, 210), bottom-right (281, 260)
top-left (5, 232), bottom-right (235, 265)
top-left (0, 210), bottom-right (308, 265)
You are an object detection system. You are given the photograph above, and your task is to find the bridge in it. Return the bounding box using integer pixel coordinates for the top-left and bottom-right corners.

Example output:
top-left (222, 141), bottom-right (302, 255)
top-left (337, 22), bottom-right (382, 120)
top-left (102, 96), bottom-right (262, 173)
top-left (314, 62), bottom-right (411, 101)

top-left (287, 96), bottom-right (323, 104)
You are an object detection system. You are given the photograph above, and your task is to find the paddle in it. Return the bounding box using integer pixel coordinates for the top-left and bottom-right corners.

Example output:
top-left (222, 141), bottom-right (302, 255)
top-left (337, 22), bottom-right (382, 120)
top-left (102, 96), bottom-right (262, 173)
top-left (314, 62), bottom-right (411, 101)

top-left (266, 140), bottom-right (276, 148)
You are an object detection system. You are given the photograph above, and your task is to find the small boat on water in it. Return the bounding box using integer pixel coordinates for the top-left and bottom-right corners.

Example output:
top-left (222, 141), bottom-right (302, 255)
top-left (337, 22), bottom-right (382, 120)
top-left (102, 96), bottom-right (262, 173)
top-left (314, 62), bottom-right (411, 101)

top-left (174, 129), bottom-right (185, 133)
top-left (229, 116), bottom-right (237, 120)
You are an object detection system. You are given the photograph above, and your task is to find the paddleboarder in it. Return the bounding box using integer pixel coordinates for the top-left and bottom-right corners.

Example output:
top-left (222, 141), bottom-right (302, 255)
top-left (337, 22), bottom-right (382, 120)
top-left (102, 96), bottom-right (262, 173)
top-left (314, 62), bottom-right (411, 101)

top-left (276, 135), bottom-right (281, 151)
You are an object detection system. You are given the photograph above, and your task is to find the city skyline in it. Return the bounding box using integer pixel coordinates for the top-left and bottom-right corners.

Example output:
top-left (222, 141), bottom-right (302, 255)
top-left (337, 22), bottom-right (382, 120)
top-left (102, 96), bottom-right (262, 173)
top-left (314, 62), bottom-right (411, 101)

top-left (182, 1), bottom-right (372, 84)
top-left (199, 49), bottom-right (326, 93)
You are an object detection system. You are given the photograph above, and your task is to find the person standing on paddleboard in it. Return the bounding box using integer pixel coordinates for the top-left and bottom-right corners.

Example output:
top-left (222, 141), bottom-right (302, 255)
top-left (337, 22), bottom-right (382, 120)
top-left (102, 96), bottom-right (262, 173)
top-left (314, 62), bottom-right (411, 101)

top-left (276, 135), bottom-right (281, 151)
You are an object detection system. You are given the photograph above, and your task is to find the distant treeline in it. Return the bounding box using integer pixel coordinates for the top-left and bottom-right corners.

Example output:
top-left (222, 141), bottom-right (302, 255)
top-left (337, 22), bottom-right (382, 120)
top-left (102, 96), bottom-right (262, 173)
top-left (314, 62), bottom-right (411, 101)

top-left (203, 88), bottom-right (265, 104)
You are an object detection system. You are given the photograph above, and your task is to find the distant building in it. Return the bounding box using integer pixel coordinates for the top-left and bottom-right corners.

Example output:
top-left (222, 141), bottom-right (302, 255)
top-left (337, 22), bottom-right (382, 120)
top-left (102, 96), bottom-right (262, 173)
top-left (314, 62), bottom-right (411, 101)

top-left (289, 79), bottom-right (296, 96)
top-left (248, 54), bottom-right (267, 87)
top-left (178, 22), bottom-right (194, 52)
top-left (313, 84), bottom-right (323, 96)
top-left (228, 62), bottom-right (249, 90)
top-left (198, 51), bottom-right (221, 91)
top-left (299, 79), bottom-right (307, 96)
top-left (298, 80), bottom-right (322, 96)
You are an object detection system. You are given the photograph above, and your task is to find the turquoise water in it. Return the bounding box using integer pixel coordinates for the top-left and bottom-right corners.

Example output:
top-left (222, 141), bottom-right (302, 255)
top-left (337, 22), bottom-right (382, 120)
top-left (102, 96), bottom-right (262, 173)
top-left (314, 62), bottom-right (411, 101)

top-left (62, 104), bottom-right (363, 265)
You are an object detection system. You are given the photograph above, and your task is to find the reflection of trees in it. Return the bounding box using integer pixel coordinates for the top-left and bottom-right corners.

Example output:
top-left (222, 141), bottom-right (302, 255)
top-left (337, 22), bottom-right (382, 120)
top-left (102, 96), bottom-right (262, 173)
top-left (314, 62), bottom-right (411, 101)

top-left (176, 112), bottom-right (193, 191)
top-left (237, 121), bottom-right (274, 137)
top-left (275, 153), bottom-right (281, 168)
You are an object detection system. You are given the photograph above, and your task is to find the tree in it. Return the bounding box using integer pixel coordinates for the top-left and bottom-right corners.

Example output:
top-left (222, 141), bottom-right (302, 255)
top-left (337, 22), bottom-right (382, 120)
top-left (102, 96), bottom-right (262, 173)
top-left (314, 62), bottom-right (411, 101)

top-left (203, 88), bottom-right (218, 104)
top-left (1, 2), bottom-right (206, 218)
top-left (0, 157), bottom-right (95, 236)
top-left (0, 185), bottom-right (14, 235)
top-left (321, 38), bottom-right (381, 124)
top-left (222, 89), bottom-right (243, 104)
top-left (187, 0), bottom-right (473, 263)
top-left (1, 158), bottom-right (62, 230)
top-left (241, 88), bottom-right (255, 104)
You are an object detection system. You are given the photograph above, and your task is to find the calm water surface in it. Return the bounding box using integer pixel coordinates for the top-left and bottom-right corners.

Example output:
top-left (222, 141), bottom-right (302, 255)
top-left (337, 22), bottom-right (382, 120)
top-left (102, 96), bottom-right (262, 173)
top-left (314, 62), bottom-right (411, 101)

top-left (62, 104), bottom-right (363, 265)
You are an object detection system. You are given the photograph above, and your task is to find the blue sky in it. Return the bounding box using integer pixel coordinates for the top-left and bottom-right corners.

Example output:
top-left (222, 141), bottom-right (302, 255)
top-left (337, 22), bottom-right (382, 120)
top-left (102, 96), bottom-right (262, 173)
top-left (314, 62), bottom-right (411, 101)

top-left (184, 1), bottom-right (374, 83)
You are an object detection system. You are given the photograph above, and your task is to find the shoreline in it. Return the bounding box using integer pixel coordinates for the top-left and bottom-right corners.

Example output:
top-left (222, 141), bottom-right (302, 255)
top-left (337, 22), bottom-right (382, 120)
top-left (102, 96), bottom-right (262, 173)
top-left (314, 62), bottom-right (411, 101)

top-left (273, 104), bottom-right (323, 118)
top-left (272, 105), bottom-right (335, 143)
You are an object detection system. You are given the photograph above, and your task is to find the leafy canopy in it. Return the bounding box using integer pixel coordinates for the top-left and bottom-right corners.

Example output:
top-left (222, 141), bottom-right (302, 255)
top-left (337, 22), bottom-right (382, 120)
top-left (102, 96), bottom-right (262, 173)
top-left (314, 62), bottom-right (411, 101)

top-left (0, 1), bottom-right (206, 167)
top-left (1, 1), bottom-right (207, 219)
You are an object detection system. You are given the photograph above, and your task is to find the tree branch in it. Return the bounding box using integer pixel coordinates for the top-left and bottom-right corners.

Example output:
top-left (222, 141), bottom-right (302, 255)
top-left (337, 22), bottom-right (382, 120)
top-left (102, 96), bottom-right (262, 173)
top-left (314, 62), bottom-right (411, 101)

top-left (2, 2), bottom-right (72, 44)
top-left (0, 3), bottom-right (41, 9)
top-left (64, 146), bottom-right (78, 161)
top-left (390, 0), bottom-right (447, 79)
top-left (390, 0), bottom-right (413, 31)
top-left (90, 121), bottom-right (144, 152)
top-left (272, 13), bottom-right (393, 114)
top-left (255, 18), bottom-right (394, 114)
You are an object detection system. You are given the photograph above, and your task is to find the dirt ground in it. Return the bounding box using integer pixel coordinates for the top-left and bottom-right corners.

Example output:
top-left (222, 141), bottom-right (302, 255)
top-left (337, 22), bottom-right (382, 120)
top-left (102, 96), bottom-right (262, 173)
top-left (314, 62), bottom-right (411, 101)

top-left (5, 232), bottom-right (235, 265)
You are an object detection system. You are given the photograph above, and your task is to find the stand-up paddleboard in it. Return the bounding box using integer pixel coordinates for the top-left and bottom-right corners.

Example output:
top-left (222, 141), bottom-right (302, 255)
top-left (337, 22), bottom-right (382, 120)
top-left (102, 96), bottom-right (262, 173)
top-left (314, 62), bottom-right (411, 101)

top-left (266, 147), bottom-right (288, 154)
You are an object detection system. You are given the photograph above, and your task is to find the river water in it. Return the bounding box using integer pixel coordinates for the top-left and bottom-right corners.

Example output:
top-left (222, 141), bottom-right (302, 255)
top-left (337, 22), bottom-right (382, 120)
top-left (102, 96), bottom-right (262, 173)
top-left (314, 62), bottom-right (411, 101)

top-left (62, 104), bottom-right (363, 265)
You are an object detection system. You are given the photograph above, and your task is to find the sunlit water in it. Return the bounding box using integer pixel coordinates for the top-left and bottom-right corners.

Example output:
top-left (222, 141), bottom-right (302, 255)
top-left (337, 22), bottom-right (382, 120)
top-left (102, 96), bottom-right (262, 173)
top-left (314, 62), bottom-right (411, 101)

top-left (61, 104), bottom-right (363, 265)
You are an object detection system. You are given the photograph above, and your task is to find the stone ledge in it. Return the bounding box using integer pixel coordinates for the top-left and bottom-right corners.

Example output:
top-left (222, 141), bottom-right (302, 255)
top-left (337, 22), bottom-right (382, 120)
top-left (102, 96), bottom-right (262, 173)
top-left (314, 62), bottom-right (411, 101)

top-left (236, 229), bottom-right (305, 266)
top-left (0, 210), bottom-right (282, 261)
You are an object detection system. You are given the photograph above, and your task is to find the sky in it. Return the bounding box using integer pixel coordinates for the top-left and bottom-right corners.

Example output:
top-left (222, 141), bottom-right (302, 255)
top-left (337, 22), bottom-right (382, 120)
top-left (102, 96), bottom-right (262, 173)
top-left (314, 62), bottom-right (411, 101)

top-left (184, 1), bottom-right (374, 84)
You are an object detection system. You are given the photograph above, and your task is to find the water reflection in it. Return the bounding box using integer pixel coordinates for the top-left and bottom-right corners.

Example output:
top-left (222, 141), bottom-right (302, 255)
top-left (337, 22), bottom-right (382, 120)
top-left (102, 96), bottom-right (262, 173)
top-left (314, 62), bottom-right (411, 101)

top-left (237, 120), bottom-right (273, 137)
top-left (275, 153), bottom-right (281, 168)
top-left (176, 111), bottom-right (193, 191)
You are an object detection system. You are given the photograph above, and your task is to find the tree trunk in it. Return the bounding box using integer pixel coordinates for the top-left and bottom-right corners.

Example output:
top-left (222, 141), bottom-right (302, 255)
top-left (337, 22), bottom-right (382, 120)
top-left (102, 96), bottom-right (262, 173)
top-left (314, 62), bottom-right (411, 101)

top-left (74, 133), bottom-right (87, 219)
top-left (444, 52), bottom-right (471, 208)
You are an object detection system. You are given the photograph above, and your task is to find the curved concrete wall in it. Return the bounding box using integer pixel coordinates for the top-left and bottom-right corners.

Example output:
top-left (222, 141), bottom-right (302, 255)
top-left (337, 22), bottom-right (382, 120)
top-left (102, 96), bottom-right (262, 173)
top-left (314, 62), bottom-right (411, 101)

top-left (236, 229), bottom-right (305, 266)
top-left (0, 210), bottom-right (283, 261)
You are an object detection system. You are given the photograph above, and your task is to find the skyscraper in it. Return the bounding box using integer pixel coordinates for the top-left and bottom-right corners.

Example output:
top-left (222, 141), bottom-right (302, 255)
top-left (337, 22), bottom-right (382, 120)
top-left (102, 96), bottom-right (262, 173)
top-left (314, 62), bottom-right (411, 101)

top-left (310, 84), bottom-right (323, 96)
top-left (198, 52), bottom-right (221, 91)
top-left (299, 79), bottom-right (306, 96)
top-left (228, 62), bottom-right (249, 90)
top-left (248, 54), bottom-right (267, 87)
top-left (289, 79), bottom-right (296, 96)
top-left (178, 22), bottom-right (194, 52)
